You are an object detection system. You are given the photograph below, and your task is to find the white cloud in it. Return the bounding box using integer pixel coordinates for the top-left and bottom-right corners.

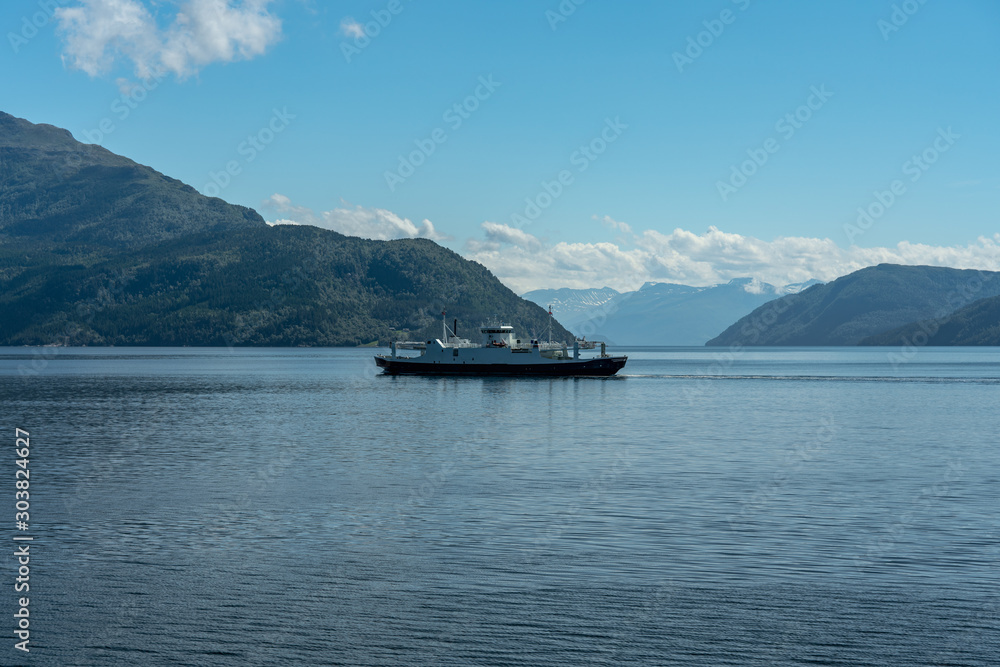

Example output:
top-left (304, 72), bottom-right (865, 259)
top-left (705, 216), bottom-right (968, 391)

top-left (742, 277), bottom-right (769, 295)
top-left (597, 214), bottom-right (632, 235)
top-left (463, 221), bottom-right (1000, 294)
top-left (56, 0), bottom-right (159, 77)
top-left (468, 221), bottom-right (543, 252)
top-left (339, 17), bottom-right (364, 39)
top-left (254, 198), bottom-right (1000, 293)
top-left (55, 0), bottom-right (282, 79)
top-left (263, 194), bottom-right (447, 242)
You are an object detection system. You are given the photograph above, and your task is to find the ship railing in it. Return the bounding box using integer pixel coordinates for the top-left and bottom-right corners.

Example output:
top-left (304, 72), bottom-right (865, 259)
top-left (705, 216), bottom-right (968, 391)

top-left (397, 339), bottom-right (479, 350)
top-left (445, 340), bottom-right (479, 348)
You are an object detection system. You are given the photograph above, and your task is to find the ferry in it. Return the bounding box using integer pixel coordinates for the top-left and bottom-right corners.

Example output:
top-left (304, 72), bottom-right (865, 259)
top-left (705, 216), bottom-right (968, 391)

top-left (374, 311), bottom-right (627, 377)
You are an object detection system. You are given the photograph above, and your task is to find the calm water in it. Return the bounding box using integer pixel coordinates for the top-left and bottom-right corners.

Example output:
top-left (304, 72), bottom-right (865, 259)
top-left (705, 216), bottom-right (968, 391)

top-left (1, 346), bottom-right (998, 666)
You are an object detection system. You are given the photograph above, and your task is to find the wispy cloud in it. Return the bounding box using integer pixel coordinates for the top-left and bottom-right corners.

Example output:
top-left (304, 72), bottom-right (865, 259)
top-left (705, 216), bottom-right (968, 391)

top-left (598, 214), bottom-right (632, 235)
top-left (263, 194), bottom-right (447, 242)
top-left (55, 0), bottom-right (282, 79)
top-left (338, 17), bottom-right (364, 39)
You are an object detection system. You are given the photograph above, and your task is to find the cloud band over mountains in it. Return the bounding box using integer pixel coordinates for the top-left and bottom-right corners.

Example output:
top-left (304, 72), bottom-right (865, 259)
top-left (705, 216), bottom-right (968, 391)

top-left (466, 221), bottom-right (1000, 293)
top-left (264, 197), bottom-right (1000, 294)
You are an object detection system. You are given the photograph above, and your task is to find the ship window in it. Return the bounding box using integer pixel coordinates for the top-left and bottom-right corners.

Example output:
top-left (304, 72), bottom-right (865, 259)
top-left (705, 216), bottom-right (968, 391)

top-left (453, 349), bottom-right (458, 356)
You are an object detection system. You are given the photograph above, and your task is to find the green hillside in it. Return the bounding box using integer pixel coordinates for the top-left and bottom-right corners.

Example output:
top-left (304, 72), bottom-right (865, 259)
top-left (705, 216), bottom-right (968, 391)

top-left (0, 111), bottom-right (570, 346)
top-left (0, 111), bottom-right (265, 247)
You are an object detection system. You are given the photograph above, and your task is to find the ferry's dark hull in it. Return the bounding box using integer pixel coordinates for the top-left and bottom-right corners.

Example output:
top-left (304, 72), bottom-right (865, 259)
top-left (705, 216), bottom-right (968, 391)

top-left (375, 355), bottom-right (627, 377)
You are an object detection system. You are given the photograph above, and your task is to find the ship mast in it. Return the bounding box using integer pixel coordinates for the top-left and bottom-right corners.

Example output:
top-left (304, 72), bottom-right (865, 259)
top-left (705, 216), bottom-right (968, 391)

top-left (548, 305), bottom-right (553, 343)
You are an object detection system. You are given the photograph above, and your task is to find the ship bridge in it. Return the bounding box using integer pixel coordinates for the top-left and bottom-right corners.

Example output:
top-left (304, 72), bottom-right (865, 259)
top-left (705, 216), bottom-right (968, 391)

top-left (480, 324), bottom-right (515, 348)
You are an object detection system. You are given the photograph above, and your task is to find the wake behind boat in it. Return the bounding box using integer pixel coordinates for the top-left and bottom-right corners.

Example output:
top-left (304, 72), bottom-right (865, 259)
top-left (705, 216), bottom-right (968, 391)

top-left (374, 312), bottom-right (627, 377)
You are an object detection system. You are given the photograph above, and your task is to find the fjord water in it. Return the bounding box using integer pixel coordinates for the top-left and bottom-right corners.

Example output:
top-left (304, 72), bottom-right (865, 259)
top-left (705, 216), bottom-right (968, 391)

top-left (2, 347), bottom-right (998, 666)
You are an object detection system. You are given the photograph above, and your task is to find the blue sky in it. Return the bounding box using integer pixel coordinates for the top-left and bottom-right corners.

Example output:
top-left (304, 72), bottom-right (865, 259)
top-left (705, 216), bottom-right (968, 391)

top-left (3, 0), bottom-right (999, 292)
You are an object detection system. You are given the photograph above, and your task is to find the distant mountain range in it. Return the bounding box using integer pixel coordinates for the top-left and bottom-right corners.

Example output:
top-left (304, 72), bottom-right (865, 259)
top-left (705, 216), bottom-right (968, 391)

top-left (524, 278), bottom-right (822, 345)
top-left (708, 264), bottom-right (1000, 346)
top-left (0, 111), bottom-right (570, 346)
top-left (520, 286), bottom-right (621, 332)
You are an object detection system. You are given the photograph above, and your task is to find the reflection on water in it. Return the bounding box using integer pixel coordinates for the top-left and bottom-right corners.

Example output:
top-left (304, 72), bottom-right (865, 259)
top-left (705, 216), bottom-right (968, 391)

top-left (2, 347), bottom-right (998, 665)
